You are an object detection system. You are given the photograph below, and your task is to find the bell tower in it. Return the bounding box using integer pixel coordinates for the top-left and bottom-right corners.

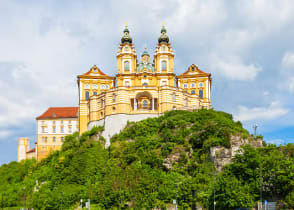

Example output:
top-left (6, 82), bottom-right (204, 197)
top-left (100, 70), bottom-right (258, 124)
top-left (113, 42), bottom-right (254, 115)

top-left (154, 24), bottom-right (174, 73)
top-left (117, 23), bottom-right (137, 74)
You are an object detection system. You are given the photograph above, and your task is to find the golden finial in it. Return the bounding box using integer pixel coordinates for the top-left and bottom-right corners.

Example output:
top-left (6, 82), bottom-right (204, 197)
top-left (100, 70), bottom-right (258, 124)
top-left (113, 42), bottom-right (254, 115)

top-left (125, 22), bottom-right (128, 28)
top-left (162, 21), bottom-right (165, 27)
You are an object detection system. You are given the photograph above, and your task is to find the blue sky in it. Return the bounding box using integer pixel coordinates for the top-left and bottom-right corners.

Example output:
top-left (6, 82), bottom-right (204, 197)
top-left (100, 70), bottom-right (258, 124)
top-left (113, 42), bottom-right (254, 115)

top-left (0, 0), bottom-right (294, 165)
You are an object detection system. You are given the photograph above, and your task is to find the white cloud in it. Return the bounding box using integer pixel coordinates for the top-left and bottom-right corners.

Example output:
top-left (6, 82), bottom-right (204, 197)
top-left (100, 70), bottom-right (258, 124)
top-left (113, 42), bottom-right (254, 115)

top-left (0, 130), bottom-right (11, 140)
top-left (235, 101), bottom-right (288, 121)
top-left (210, 55), bottom-right (262, 81)
top-left (266, 139), bottom-right (285, 145)
top-left (281, 52), bottom-right (294, 69)
top-left (289, 77), bottom-right (294, 92)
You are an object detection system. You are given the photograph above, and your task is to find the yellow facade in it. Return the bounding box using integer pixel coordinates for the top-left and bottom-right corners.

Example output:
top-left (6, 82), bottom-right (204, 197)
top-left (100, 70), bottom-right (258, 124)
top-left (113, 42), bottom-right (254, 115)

top-left (17, 24), bottom-right (212, 162)
top-left (78, 25), bottom-right (212, 134)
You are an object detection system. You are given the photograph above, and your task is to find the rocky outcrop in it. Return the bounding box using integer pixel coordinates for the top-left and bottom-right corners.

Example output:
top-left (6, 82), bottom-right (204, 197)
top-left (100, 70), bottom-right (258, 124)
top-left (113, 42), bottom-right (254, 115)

top-left (210, 135), bottom-right (263, 171)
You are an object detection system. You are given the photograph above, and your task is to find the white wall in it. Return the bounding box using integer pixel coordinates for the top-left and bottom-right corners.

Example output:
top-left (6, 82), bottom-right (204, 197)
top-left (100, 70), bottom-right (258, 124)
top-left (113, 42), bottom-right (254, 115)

top-left (88, 113), bottom-right (159, 147)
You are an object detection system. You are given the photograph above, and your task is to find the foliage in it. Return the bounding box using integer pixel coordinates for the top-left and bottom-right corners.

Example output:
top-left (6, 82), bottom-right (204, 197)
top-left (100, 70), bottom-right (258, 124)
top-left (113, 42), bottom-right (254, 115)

top-left (0, 110), bottom-right (293, 209)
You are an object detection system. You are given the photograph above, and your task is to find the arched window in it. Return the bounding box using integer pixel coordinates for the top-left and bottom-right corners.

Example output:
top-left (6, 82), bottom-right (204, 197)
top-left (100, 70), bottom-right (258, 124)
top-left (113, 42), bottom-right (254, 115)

top-left (143, 82), bottom-right (148, 87)
top-left (191, 90), bottom-right (195, 94)
top-left (85, 91), bottom-right (89, 100)
top-left (199, 89), bottom-right (203, 99)
top-left (143, 100), bottom-right (148, 108)
top-left (124, 61), bottom-right (130, 71)
top-left (93, 91), bottom-right (97, 95)
top-left (161, 60), bottom-right (167, 70)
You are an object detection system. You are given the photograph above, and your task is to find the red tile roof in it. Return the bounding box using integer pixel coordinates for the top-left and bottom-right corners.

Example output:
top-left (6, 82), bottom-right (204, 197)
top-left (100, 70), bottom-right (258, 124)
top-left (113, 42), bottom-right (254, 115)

top-left (37, 107), bottom-right (78, 119)
top-left (26, 148), bottom-right (35, 153)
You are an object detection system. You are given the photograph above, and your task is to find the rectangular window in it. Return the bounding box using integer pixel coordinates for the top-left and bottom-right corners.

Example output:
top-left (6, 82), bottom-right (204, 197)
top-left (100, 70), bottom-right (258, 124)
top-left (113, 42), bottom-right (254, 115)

top-left (69, 120), bottom-right (71, 124)
top-left (61, 126), bottom-right (64, 133)
top-left (92, 84), bottom-right (98, 89)
top-left (191, 83), bottom-right (196, 88)
top-left (112, 95), bottom-right (116, 102)
top-left (53, 137), bottom-right (56, 142)
top-left (183, 84), bottom-right (188, 88)
top-left (53, 121), bottom-right (56, 124)
top-left (61, 137), bottom-right (64, 142)
top-left (199, 89), bottom-right (203, 99)
top-left (85, 91), bottom-right (90, 100)
top-left (69, 126), bottom-right (72, 133)
top-left (53, 126), bottom-right (56, 133)
top-left (42, 127), bottom-right (45, 133)
top-left (42, 137), bottom-right (47, 143)
top-left (172, 93), bottom-right (176, 102)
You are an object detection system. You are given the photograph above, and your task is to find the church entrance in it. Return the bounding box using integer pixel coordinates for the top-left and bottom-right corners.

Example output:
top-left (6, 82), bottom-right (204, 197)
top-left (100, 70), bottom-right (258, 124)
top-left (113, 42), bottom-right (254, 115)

top-left (131, 91), bottom-right (158, 111)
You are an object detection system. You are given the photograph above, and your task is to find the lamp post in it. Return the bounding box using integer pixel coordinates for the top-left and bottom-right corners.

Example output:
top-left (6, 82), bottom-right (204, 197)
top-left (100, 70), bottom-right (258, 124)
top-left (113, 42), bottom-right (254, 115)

top-left (253, 124), bottom-right (258, 138)
top-left (60, 192), bottom-right (63, 210)
top-left (23, 187), bottom-right (26, 210)
top-left (175, 183), bottom-right (177, 210)
top-left (1, 193), bottom-right (3, 210)
top-left (213, 173), bottom-right (216, 210)
top-left (209, 172), bottom-right (216, 210)
top-left (257, 166), bottom-right (263, 210)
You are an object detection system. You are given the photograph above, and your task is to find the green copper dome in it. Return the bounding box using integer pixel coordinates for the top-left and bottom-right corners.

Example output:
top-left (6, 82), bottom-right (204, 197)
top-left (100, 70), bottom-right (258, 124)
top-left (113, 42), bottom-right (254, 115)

top-left (121, 25), bottom-right (132, 44)
top-left (142, 46), bottom-right (150, 56)
top-left (158, 25), bottom-right (169, 44)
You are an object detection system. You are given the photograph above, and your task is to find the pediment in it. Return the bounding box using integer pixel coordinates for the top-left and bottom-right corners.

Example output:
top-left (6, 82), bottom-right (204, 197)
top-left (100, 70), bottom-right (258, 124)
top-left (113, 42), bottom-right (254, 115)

top-left (83, 65), bottom-right (107, 76)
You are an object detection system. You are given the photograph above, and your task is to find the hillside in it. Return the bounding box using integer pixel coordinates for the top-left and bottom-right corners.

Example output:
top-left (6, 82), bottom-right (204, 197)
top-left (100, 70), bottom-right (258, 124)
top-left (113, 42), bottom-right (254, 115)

top-left (0, 109), bottom-right (294, 209)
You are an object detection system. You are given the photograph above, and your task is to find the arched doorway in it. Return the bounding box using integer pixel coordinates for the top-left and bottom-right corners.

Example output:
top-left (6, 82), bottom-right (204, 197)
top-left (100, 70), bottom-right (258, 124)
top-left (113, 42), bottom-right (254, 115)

top-left (131, 91), bottom-right (157, 111)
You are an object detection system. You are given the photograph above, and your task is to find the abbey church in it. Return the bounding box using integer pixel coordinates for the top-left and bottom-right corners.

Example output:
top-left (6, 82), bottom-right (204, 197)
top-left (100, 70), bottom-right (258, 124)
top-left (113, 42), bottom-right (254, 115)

top-left (18, 24), bottom-right (212, 161)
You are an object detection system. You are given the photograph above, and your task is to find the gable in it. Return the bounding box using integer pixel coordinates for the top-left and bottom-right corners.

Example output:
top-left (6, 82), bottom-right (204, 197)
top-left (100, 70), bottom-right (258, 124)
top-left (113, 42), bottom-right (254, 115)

top-left (183, 64), bottom-right (208, 75)
top-left (83, 65), bottom-right (107, 76)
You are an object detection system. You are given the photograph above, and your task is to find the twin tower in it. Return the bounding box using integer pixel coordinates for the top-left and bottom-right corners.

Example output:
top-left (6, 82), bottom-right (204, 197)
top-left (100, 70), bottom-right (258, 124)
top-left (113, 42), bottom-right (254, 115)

top-left (78, 24), bottom-right (212, 146)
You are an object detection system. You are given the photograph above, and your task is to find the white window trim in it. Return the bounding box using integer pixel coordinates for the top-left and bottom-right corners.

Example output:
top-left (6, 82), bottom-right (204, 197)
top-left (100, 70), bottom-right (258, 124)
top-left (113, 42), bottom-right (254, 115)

top-left (183, 83), bottom-right (188, 88)
top-left (123, 59), bottom-right (132, 72)
top-left (141, 79), bottom-right (149, 85)
top-left (124, 79), bottom-right (132, 87)
top-left (159, 59), bottom-right (168, 72)
top-left (160, 79), bottom-right (168, 86)
top-left (191, 83), bottom-right (196, 88)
